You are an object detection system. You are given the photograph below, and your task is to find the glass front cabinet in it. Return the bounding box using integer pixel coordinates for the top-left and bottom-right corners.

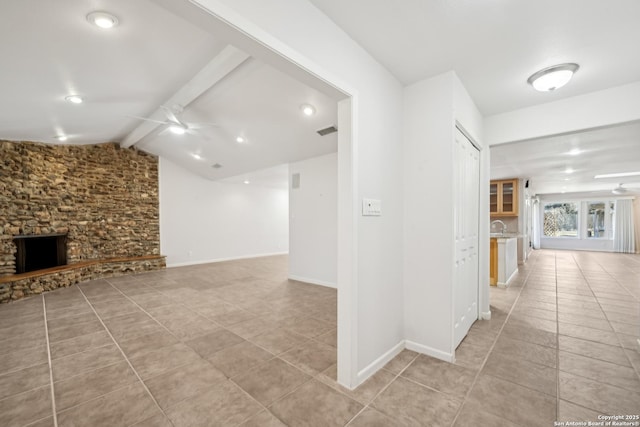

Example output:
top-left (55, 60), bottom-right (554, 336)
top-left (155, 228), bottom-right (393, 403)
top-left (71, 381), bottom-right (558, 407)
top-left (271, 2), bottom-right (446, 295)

top-left (490, 179), bottom-right (518, 217)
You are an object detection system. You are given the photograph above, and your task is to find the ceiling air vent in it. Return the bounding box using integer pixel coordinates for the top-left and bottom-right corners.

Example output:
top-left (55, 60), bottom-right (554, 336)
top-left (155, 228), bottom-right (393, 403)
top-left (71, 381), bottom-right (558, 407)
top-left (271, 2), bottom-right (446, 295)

top-left (211, 163), bottom-right (222, 169)
top-left (317, 125), bottom-right (338, 136)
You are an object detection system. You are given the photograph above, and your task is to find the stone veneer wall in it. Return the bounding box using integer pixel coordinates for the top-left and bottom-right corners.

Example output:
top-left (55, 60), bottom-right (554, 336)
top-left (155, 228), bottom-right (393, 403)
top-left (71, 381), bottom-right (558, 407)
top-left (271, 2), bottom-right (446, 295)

top-left (0, 140), bottom-right (163, 301)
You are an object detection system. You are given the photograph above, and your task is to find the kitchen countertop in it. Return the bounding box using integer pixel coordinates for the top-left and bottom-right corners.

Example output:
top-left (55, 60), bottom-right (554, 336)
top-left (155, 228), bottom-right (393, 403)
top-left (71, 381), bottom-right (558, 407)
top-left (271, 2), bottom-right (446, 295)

top-left (490, 233), bottom-right (525, 238)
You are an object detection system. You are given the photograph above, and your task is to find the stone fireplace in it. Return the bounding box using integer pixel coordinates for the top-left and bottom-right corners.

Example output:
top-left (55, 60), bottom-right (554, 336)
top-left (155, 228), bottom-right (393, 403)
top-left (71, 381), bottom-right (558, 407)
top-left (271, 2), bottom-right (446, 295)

top-left (0, 140), bottom-right (165, 302)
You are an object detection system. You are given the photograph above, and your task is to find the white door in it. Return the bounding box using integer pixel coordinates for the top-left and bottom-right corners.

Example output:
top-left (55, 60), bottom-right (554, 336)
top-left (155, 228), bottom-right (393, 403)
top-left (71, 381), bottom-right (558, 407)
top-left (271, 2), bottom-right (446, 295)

top-left (453, 128), bottom-right (480, 348)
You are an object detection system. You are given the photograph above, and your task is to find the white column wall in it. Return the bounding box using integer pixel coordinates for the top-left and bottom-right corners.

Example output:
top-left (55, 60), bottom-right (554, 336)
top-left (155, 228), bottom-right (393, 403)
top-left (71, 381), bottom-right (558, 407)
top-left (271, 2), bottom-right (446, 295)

top-left (288, 153), bottom-right (338, 287)
top-left (403, 72), bottom-right (456, 359)
top-left (404, 71), bottom-right (485, 361)
top-left (159, 158), bottom-right (289, 267)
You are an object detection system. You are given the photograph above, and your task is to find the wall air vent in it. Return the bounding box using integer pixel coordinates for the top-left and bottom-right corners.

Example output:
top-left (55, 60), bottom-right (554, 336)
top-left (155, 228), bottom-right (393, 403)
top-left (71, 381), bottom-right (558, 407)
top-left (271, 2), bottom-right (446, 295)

top-left (317, 125), bottom-right (338, 136)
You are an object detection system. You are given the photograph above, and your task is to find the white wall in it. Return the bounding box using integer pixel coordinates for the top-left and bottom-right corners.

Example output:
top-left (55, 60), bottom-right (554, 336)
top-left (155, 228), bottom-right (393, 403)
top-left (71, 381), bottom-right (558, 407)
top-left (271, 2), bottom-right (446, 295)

top-left (403, 71), bottom-right (486, 361)
top-left (188, 0), bottom-right (405, 388)
top-left (159, 157), bottom-right (288, 267)
top-left (289, 153), bottom-right (337, 287)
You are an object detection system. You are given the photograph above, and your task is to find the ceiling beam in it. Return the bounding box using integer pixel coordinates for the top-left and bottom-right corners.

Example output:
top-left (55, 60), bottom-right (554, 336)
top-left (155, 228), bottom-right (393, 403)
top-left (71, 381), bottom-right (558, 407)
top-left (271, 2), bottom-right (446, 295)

top-left (120, 44), bottom-right (250, 148)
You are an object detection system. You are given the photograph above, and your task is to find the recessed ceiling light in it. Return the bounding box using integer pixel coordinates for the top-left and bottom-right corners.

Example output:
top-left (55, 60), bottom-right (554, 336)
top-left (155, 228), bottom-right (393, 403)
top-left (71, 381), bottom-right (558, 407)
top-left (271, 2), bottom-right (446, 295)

top-left (568, 148), bottom-right (581, 156)
top-left (87, 11), bottom-right (119, 29)
top-left (55, 135), bottom-right (68, 142)
top-left (527, 63), bottom-right (579, 92)
top-left (243, 180), bottom-right (250, 185)
top-left (65, 95), bottom-right (83, 104)
top-left (236, 136), bottom-right (245, 143)
top-left (301, 104), bottom-right (316, 116)
top-left (561, 191), bottom-right (566, 194)
top-left (169, 124), bottom-right (187, 135)
top-left (565, 168), bottom-right (574, 174)
top-left (192, 153), bottom-right (202, 160)
top-left (594, 171), bottom-right (640, 179)
top-left (564, 178), bottom-right (570, 181)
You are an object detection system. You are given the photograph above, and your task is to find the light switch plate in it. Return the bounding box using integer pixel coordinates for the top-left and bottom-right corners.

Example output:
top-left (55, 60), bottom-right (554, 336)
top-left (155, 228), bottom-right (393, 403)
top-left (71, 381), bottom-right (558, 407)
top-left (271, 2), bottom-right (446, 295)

top-left (362, 198), bottom-right (381, 216)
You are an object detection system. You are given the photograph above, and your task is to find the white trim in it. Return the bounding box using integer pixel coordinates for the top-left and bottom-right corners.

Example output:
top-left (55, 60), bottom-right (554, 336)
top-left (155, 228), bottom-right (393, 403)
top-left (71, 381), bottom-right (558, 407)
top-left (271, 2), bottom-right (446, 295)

top-left (166, 252), bottom-right (288, 268)
top-left (287, 275), bottom-right (336, 289)
top-left (497, 268), bottom-right (518, 288)
top-left (480, 310), bottom-right (492, 320)
top-left (405, 340), bottom-right (455, 363)
top-left (354, 340), bottom-right (405, 389)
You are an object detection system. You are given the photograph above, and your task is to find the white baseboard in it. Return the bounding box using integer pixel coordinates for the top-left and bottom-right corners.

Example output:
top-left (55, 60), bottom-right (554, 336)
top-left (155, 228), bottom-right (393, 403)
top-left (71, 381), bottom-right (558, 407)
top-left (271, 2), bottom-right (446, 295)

top-left (166, 251), bottom-right (288, 268)
top-left (355, 340), bottom-right (405, 387)
top-left (480, 310), bottom-right (492, 320)
top-left (288, 274), bottom-right (337, 289)
top-left (405, 340), bottom-right (454, 363)
top-left (498, 268), bottom-right (518, 288)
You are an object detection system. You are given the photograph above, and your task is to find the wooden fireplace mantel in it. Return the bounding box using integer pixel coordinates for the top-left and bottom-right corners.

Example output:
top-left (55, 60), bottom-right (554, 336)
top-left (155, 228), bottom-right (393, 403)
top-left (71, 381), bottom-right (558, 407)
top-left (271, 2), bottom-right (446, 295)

top-left (0, 255), bottom-right (165, 284)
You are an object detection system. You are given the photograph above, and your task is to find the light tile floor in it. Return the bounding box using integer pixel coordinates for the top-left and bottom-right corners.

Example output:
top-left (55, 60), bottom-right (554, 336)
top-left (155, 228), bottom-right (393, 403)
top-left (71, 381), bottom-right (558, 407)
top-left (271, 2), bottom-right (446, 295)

top-left (0, 250), bottom-right (639, 426)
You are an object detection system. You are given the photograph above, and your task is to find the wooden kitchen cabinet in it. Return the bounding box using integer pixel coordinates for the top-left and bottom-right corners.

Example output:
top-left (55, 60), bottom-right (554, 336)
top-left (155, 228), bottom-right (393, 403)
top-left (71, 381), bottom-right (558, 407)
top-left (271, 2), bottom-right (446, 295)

top-left (490, 179), bottom-right (518, 217)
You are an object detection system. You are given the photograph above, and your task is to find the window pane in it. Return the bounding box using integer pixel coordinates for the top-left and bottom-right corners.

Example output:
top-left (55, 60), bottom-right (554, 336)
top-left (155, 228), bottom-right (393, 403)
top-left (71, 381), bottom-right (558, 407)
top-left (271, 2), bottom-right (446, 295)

top-left (587, 202), bottom-right (606, 238)
top-left (543, 203), bottom-right (578, 237)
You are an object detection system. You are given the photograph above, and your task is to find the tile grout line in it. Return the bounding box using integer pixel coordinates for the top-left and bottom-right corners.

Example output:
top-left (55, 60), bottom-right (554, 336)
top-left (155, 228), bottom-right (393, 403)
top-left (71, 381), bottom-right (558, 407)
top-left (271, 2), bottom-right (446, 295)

top-left (102, 276), bottom-right (295, 362)
top-left (106, 276), bottom-right (333, 366)
top-left (105, 275), bottom-right (343, 422)
top-left (42, 294), bottom-right (59, 427)
top-left (75, 285), bottom-right (177, 427)
top-left (343, 353), bottom-right (421, 426)
top-left (569, 253), bottom-right (640, 383)
top-left (101, 277), bottom-right (298, 425)
top-left (449, 252), bottom-right (538, 427)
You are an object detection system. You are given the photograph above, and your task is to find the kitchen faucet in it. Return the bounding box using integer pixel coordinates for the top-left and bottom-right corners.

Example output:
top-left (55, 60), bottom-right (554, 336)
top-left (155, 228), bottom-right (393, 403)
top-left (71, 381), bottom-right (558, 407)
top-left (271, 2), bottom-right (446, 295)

top-left (491, 220), bottom-right (507, 235)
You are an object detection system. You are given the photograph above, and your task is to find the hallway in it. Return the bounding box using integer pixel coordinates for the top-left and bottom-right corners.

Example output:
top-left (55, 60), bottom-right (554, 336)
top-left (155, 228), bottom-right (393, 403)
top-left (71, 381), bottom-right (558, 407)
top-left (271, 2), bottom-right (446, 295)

top-left (449, 249), bottom-right (640, 425)
top-left (0, 250), bottom-right (638, 426)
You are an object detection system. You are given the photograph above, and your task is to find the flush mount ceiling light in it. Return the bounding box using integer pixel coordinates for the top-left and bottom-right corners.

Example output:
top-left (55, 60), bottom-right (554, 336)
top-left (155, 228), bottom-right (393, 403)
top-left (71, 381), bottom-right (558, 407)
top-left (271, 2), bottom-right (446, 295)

top-left (301, 104), bottom-right (316, 116)
top-left (594, 171), bottom-right (640, 179)
top-left (527, 63), bottom-right (579, 92)
top-left (568, 148), bottom-right (581, 156)
top-left (243, 180), bottom-right (250, 185)
top-left (65, 95), bottom-right (83, 104)
top-left (191, 153), bottom-right (202, 160)
top-left (565, 168), bottom-right (574, 174)
top-left (236, 136), bottom-right (245, 143)
top-left (168, 123), bottom-right (187, 135)
top-left (87, 11), bottom-right (119, 29)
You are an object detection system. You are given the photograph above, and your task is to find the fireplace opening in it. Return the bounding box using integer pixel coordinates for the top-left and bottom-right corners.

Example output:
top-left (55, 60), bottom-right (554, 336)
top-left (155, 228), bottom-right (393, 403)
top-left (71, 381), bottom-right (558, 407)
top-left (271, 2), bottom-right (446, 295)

top-left (14, 234), bottom-right (67, 274)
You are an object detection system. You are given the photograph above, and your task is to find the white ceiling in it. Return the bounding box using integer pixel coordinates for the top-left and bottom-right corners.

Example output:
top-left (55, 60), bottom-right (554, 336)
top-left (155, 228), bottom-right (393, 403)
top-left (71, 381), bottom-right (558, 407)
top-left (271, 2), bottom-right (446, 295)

top-left (136, 59), bottom-right (338, 180)
top-left (0, 0), bottom-right (225, 144)
top-left (491, 121), bottom-right (640, 196)
top-left (309, 0), bottom-right (640, 115)
top-left (0, 0), bottom-right (338, 182)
